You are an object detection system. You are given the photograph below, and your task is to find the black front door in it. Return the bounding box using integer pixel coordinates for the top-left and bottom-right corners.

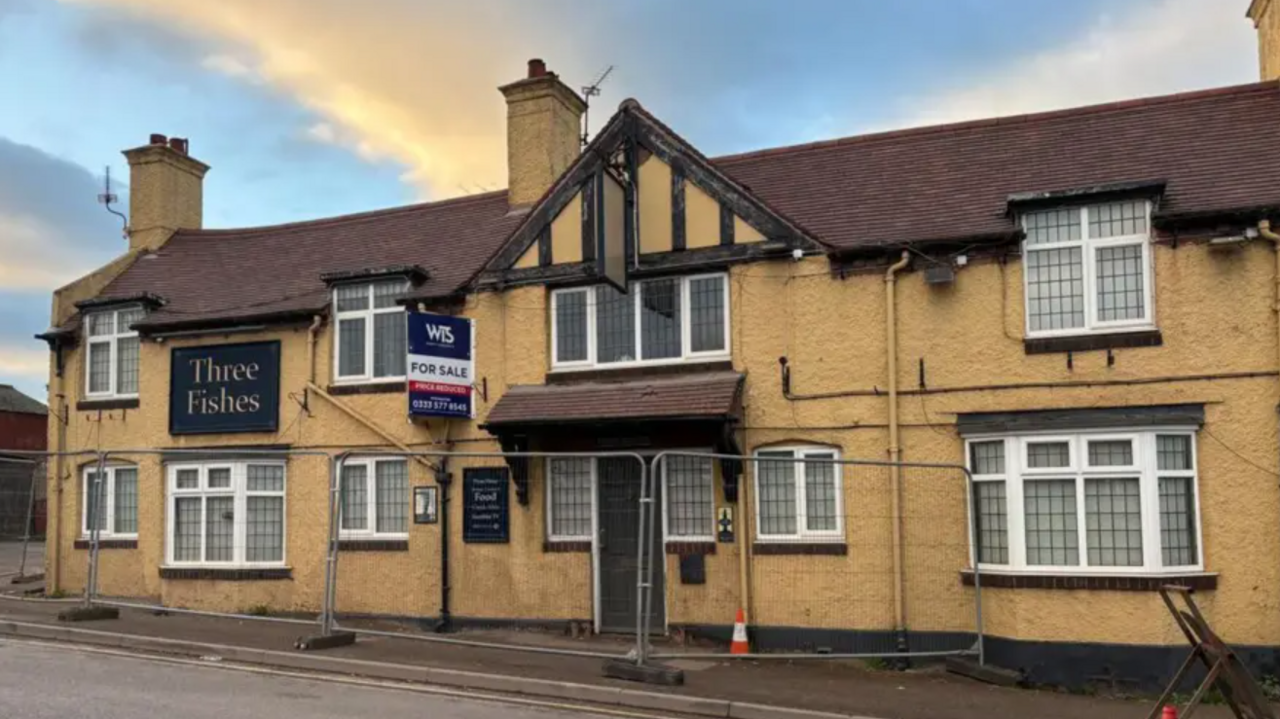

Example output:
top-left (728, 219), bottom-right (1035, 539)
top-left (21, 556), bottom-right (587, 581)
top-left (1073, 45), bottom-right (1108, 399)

top-left (597, 457), bottom-right (665, 633)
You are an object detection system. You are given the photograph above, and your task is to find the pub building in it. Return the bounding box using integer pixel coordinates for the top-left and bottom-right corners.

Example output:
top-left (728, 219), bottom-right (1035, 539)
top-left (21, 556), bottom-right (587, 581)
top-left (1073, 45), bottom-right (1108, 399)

top-left (37, 18), bottom-right (1280, 688)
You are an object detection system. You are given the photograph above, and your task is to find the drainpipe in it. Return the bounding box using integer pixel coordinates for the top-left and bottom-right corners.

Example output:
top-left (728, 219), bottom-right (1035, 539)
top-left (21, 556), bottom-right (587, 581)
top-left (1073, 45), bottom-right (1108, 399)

top-left (435, 420), bottom-right (454, 634)
top-left (1258, 221), bottom-right (1280, 373)
top-left (50, 345), bottom-right (67, 593)
top-left (306, 315), bottom-right (323, 385)
top-left (884, 250), bottom-right (911, 655)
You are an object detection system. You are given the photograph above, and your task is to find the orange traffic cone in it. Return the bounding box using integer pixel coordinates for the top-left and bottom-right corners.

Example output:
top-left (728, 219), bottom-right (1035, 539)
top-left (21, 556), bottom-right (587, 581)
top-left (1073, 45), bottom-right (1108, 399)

top-left (1162, 706), bottom-right (1178, 719)
top-left (730, 608), bottom-right (749, 655)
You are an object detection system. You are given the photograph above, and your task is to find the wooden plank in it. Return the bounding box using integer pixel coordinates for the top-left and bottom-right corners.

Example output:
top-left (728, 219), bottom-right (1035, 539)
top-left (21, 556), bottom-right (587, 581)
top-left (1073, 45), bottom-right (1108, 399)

top-left (537, 225), bottom-right (552, 267)
top-left (719, 203), bottom-right (734, 246)
top-left (671, 162), bottom-right (686, 251)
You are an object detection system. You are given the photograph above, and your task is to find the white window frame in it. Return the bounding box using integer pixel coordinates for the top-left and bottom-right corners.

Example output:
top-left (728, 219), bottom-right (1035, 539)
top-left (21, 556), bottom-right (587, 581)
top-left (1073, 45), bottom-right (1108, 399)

top-left (81, 465), bottom-right (139, 539)
top-left (338, 458), bottom-right (410, 540)
top-left (662, 454), bottom-right (716, 543)
top-left (332, 281), bottom-right (408, 385)
top-left (965, 428), bottom-right (1203, 576)
top-left (752, 445), bottom-right (844, 542)
top-left (84, 306), bottom-right (142, 400)
top-left (550, 272), bottom-right (731, 371)
top-left (545, 457), bottom-right (597, 543)
top-left (165, 461), bottom-right (287, 568)
top-left (1021, 201), bottom-right (1155, 339)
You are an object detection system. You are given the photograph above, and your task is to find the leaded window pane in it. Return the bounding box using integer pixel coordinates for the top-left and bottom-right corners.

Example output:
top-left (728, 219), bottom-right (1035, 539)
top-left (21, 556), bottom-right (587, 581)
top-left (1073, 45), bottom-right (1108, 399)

top-left (1159, 476), bottom-right (1197, 566)
top-left (338, 317), bottom-right (367, 377)
top-left (117, 308), bottom-right (145, 332)
top-left (173, 497), bottom-right (202, 562)
top-left (207, 467), bottom-right (232, 489)
top-left (549, 458), bottom-right (593, 538)
top-left (341, 465), bottom-right (369, 531)
top-left (803, 455), bottom-right (837, 532)
top-left (373, 311), bottom-right (406, 377)
top-left (88, 342), bottom-right (111, 394)
top-left (336, 285), bottom-right (368, 312)
top-left (1026, 247), bottom-right (1085, 331)
top-left (1027, 442), bottom-right (1070, 468)
top-left (1024, 208), bottom-right (1081, 245)
top-left (205, 496), bottom-right (235, 562)
top-left (175, 468), bottom-right (199, 490)
top-left (970, 441), bottom-right (1005, 475)
top-left (372, 281), bottom-right (408, 309)
top-left (113, 468), bottom-right (138, 535)
top-left (689, 276), bottom-right (726, 353)
top-left (246, 497), bottom-right (284, 562)
top-left (116, 336), bottom-right (140, 395)
top-left (640, 278), bottom-right (681, 360)
top-left (1085, 478), bottom-right (1143, 567)
top-left (1024, 480), bottom-right (1079, 566)
top-left (85, 472), bottom-right (106, 532)
top-left (1096, 244), bottom-right (1145, 322)
top-left (246, 465), bottom-right (284, 492)
top-left (666, 456), bottom-right (713, 538)
top-left (1157, 435), bottom-right (1193, 471)
top-left (595, 285), bottom-right (635, 363)
top-left (974, 481), bottom-right (1009, 564)
top-left (375, 461), bottom-right (409, 534)
top-left (757, 452), bottom-right (796, 536)
top-left (1089, 201), bottom-right (1148, 239)
top-left (555, 291), bottom-right (588, 362)
top-left (1088, 440), bottom-right (1133, 467)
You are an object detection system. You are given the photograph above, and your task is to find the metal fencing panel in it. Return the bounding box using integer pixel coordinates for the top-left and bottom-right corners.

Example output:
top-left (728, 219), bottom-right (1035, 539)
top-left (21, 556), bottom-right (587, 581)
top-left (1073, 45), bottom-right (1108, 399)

top-left (325, 450), bottom-right (653, 662)
top-left (0, 454), bottom-right (45, 583)
top-left (644, 451), bottom-right (981, 663)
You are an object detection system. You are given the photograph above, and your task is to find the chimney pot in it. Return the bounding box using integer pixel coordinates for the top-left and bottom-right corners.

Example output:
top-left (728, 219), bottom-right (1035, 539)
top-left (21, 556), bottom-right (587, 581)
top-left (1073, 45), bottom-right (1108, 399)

top-left (528, 58), bottom-right (547, 78)
top-left (168, 137), bottom-right (189, 155)
top-left (150, 133), bottom-right (168, 145)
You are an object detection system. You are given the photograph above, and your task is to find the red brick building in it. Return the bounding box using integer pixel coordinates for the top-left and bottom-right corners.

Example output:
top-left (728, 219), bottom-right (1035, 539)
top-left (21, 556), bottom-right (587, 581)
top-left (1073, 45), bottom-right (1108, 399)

top-left (0, 384), bottom-right (48, 537)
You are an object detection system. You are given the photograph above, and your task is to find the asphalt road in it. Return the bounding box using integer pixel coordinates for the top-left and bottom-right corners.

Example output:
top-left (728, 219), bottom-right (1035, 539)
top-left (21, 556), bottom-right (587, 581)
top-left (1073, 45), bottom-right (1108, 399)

top-left (0, 539), bottom-right (43, 578)
top-left (0, 640), bottom-right (623, 719)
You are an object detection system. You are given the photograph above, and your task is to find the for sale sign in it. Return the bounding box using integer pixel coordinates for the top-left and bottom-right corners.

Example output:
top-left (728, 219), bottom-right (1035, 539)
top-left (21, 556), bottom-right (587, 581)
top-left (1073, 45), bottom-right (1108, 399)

top-left (407, 312), bottom-right (475, 419)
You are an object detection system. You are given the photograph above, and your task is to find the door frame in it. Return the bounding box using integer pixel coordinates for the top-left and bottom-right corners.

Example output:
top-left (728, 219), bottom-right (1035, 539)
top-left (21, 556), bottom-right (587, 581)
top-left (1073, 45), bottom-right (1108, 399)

top-left (588, 453), bottom-right (670, 635)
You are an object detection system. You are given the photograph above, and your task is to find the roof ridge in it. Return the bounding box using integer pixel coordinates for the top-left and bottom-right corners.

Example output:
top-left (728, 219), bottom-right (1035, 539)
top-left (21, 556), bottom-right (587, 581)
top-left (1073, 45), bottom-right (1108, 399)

top-left (713, 80), bottom-right (1280, 164)
top-left (176, 188), bottom-right (508, 241)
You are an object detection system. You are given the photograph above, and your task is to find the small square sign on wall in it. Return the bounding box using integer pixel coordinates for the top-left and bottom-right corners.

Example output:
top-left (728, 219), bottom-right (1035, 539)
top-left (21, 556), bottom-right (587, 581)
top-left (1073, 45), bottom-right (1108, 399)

top-left (414, 486), bottom-right (438, 524)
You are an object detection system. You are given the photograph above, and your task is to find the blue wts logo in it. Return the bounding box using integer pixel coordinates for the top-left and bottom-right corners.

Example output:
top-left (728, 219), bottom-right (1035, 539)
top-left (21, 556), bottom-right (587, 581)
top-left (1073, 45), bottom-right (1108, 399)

top-left (424, 324), bottom-right (454, 343)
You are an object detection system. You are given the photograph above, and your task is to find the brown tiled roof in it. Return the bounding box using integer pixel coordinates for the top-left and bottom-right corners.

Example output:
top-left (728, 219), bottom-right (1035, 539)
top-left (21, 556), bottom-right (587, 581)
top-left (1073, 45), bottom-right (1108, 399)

top-left (93, 191), bottom-right (521, 332)
top-left (0, 385), bottom-right (47, 416)
top-left (484, 372), bottom-right (744, 426)
top-left (77, 82), bottom-right (1280, 331)
top-left (714, 81), bottom-right (1280, 250)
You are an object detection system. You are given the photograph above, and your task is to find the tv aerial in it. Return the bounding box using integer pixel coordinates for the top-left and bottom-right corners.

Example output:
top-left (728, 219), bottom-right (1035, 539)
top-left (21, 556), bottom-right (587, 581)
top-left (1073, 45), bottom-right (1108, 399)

top-left (98, 166), bottom-right (128, 241)
top-left (581, 65), bottom-right (614, 147)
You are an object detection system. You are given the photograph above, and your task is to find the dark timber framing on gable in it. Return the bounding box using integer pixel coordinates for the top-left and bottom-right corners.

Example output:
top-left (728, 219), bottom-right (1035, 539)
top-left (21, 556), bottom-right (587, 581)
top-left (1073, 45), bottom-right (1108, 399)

top-left (472, 100), bottom-right (829, 292)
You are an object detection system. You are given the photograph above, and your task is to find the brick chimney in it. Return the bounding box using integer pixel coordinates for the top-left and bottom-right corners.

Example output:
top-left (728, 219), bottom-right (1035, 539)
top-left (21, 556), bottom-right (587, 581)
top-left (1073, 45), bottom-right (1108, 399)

top-left (122, 133), bottom-right (210, 252)
top-left (1249, 0), bottom-right (1279, 81)
top-left (499, 59), bottom-right (587, 208)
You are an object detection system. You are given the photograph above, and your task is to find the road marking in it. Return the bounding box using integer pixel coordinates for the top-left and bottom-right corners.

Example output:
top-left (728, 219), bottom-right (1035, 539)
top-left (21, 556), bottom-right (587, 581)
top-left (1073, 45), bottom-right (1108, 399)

top-left (1, 637), bottom-right (687, 719)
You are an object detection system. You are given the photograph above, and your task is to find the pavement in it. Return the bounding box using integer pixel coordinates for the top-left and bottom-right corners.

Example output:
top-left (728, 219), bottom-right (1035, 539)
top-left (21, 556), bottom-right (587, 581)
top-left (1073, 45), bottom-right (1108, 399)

top-left (0, 539), bottom-right (43, 580)
top-left (0, 639), bottom-right (618, 719)
top-left (0, 598), bottom-right (1251, 719)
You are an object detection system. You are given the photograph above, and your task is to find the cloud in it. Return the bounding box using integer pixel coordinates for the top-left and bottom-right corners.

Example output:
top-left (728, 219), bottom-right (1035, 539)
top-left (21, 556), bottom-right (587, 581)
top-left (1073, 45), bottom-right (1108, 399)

top-left (62, 0), bottom-right (587, 200)
top-left (887, 0), bottom-right (1256, 129)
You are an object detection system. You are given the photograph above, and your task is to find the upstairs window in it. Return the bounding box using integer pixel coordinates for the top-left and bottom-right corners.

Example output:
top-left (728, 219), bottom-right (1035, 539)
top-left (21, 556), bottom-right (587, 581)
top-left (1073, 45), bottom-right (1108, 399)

top-left (1022, 200), bottom-right (1153, 337)
top-left (334, 280), bottom-right (408, 383)
top-left (551, 273), bottom-right (729, 370)
top-left (85, 306), bottom-right (144, 399)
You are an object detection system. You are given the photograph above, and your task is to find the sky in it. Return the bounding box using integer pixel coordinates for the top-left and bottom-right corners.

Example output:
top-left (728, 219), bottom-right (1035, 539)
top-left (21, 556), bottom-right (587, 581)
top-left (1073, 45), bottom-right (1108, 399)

top-left (0, 0), bottom-right (1261, 402)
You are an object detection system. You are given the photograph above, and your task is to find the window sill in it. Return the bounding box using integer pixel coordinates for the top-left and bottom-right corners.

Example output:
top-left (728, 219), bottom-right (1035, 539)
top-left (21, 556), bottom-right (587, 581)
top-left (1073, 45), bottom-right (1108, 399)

top-left (753, 543), bottom-right (847, 556)
top-left (159, 567), bottom-right (292, 581)
top-left (77, 398), bottom-right (140, 411)
top-left (667, 541), bottom-right (717, 556)
top-left (1023, 330), bottom-right (1162, 355)
top-left (543, 540), bottom-right (592, 553)
top-left (326, 381), bottom-right (406, 396)
top-left (74, 539), bottom-right (138, 550)
top-left (960, 570), bottom-right (1216, 591)
top-left (546, 360), bottom-right (734, 384)
top-left (338, 539), bottom-right (409, 552)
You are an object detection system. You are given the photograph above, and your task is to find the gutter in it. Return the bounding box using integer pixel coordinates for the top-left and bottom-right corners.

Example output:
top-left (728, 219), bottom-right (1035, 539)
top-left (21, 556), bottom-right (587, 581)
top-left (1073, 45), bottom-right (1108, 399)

top-left (883, 250), bottom-right (910, 654)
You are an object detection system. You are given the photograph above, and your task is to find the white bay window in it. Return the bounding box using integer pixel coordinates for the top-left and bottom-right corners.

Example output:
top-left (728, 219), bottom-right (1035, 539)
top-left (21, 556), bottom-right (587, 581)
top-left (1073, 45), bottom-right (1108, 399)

top-left (1022, 200), bottom-right (1153, 337)
top-left (166, 462), bottom-right (286, 566)
top-left (551, 273), bottom-right (729, 370)
top-left (333, 280), bottom-right (408, 383)
top-left (967, 429), bottom-right (1201, 574)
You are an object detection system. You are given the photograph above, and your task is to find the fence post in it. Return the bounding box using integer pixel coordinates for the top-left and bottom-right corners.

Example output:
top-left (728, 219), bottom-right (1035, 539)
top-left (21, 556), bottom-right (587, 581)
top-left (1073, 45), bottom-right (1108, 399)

top-left (321, 454), bottom-right (343, 636)
top-left (967, 468), bottom-right (985, 665)
top-left (17, 458), bottom-right (39, 579)
top-left (83, 452), bottom-right (106, 607)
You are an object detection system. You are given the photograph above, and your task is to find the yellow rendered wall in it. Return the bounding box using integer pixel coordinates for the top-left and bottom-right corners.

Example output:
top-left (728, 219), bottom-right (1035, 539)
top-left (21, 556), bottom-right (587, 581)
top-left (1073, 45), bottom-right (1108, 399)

top-left (48, 237), bottom-right (1280, 648)
top-left (685, 181), bottom-right (721, 249)
top-left (550, 189), bottom-right (584, 264)
top-left (639, 156), bottom-right (673, 255)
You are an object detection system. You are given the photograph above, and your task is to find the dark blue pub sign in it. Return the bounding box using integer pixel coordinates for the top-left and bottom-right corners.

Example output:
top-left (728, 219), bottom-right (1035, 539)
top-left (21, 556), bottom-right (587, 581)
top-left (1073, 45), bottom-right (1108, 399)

top-left (170, 341), bottom-right (281, 435)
